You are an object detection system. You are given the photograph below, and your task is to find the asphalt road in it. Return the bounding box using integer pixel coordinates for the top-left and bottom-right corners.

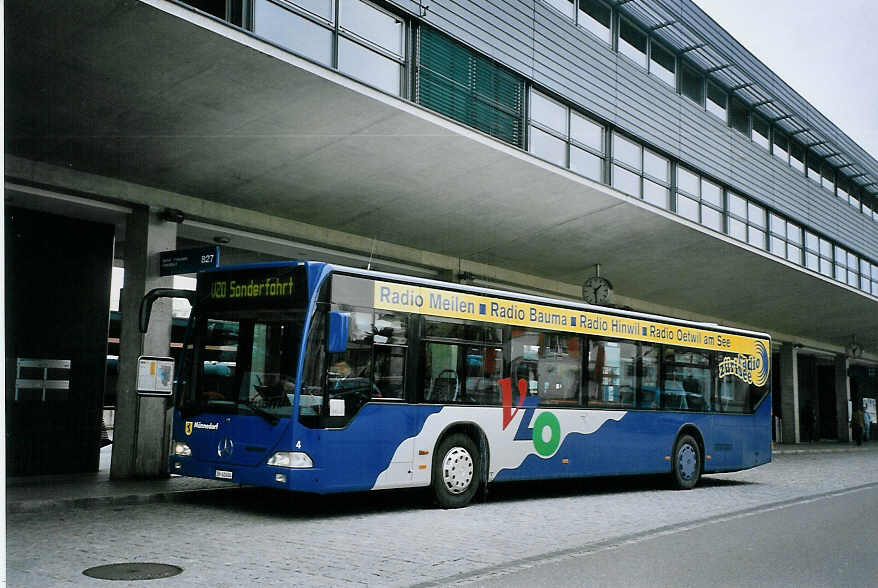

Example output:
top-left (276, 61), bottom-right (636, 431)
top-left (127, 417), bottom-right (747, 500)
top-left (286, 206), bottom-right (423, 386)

top-left (8, 450), bottom-right (878, 586)
top-left (454, 484), bottom-right (878, 588)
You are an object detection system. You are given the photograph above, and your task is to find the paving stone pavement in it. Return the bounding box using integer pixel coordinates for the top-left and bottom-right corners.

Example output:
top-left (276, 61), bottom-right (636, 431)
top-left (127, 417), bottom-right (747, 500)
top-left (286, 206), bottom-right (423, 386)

top-left (8, 450), bottom-right (878, 587)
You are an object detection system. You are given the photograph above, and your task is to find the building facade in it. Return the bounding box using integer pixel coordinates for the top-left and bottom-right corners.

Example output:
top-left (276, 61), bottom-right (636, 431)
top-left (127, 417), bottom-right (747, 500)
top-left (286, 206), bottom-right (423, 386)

top-left (5, 0), bottom-right (878, 475)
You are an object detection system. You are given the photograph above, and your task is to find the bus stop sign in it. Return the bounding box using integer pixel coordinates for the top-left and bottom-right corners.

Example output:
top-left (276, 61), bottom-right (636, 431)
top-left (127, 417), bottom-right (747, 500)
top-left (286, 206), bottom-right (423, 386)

top-left (159, 246), bottom-right (220, 276)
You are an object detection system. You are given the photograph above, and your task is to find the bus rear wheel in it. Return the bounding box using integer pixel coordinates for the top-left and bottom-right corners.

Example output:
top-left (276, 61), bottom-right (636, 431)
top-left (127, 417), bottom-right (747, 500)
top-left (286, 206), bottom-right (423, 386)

top-left (671, 434), bottom-right (701, 490)
top-left (432, 433), bottom-right (480, 508)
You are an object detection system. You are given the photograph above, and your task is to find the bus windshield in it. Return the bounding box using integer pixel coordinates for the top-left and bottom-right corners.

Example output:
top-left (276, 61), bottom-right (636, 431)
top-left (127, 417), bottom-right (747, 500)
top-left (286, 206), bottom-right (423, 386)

top-left (180, 311), bottom-right (306, 422)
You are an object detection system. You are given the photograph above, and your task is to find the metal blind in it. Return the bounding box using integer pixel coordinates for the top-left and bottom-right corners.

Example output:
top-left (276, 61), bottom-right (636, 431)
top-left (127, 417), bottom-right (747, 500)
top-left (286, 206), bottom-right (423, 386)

top-left (416, 26), bottom-right (524, 148)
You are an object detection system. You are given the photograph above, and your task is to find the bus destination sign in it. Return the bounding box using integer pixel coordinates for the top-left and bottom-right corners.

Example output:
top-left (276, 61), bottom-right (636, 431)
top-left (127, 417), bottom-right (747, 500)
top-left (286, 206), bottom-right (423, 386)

top-left (197, 266), bottom-right (307, 311)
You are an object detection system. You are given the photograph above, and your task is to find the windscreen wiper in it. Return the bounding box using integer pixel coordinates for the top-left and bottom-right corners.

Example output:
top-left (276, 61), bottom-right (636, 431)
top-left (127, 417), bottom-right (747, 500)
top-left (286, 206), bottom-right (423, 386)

top-left (237, 400), bottom-right (280, 426)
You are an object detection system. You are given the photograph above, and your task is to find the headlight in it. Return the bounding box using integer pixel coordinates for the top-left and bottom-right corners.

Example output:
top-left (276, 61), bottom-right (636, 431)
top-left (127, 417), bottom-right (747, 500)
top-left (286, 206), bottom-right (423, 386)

top-left (267, 451), bottom-right (313, 468)
top-left (173, 441), bottom-right (192, 456)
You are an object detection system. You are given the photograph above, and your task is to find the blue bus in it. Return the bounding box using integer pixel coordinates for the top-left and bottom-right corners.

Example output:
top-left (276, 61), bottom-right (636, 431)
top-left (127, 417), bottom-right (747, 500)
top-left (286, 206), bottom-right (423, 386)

top-left (144, 261), bottom-right (771, 508)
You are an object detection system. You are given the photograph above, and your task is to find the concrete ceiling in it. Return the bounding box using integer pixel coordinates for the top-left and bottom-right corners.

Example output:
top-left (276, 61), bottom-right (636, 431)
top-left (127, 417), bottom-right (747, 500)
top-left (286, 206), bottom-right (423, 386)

top-left (5, 0), bottom-right (877, 354)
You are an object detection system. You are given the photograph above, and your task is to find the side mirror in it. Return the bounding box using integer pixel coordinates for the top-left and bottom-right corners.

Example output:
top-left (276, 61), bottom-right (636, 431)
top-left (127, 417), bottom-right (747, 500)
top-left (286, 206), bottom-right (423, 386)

top-left (139, 288), bottom-right (197, 332)
top-left (327, 311), bottom-right (349, 353)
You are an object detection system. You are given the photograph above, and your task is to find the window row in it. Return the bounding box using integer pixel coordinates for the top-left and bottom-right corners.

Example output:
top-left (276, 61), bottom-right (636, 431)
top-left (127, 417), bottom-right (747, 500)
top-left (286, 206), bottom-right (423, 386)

top-left (525, 87), bottom-right (878, 296)
top-left (528, 88), bottom-right (605, 182)
top-left (423, 321), bottom-right (765, 414)
top-left (251, 0), bottom-right (406, 96)
top-left (539, 0), bottom-right (877, 223)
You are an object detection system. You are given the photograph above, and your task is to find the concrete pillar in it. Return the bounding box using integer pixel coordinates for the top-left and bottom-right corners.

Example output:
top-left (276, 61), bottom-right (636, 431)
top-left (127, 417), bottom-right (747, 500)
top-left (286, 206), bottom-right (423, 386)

top-left (110, 208), bottom-right (177, 479)
top-left (835, 354), bottom-right (851, 443)
top-left (779, 343), bottom-right (799, 444)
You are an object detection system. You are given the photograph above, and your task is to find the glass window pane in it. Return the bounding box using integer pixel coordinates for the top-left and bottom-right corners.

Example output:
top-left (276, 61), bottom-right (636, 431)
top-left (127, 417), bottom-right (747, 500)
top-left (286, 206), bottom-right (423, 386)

top-left (821, 164), bottom-right (835, 194)
top-left (680, 65), bottom-right (703, 105)
top-left (701, 179), bottom-right (721, 207)
top-left (848, 252), bottom-right (858, 269)
top-left (790, 142), bottom-right (805, 173)
top-left (643, 180), bottom-right (669, 208)
top-left (619, 19), bottom-right (647, 67)
top-left (570, 112), bottom-right (603, 151)
top-left (570, 147), bottom-right (603, 181)
top-left (835, 264), bottom-right (846, 281)
top-left (577, 0), bottom-right (611, 44)
top-left (612, 133), bottom-right (641, 170)
top-left (787, 222), bottom-right (802, 245)
top-left (787, 245), bottom-right (802, 265)
top-left (643, 150), bottom-right (669, 182)
top-left (662, 347), bottom-right (712, 412)
top-left (706, 82), bottom-right (726, 120)
top-left (340, 0), bottom-right (403, 56)
top-left (752, 116), bottom-right (770, 149)
top-left (850, 196), bottom-right (860, 210)
top-left (677, 166), bottom-right (699, 196)
top-left (529, 126), bottom-right (567, 167)
top-left (545, 0), bottom-right (575, 18)
top-left (747, 202), bottom-right (765, 227)
top-left (283, 0), bottom-right (334, 21)
top-left (805, 251), bottom-right (819, 271)
top-left (677, 194), bottom-right (699, 221)
top-left (848, 270), bottom-right (859, 288)
top-left (701, 206), bottom-right (722, 231)
top-left (338, 37), bottom-right (401, 95)
top-left (862, 275), bottom-right (871, 292)
top-left (729, 97), bottom-right (749, 135)
top-left (769, 213), bottom-right (785, 236)
top-left (587, 340), bottom-right (637, 409)
top-left (530, 90), bottom-right (568, 136)
top-left (807, 155), bottom-right (821, 184)
top-left (805, 231), bottom-right (818, 252)
top-left (254, 0), bottom-right (333, 66)
top-left (728, 192), bottom-right (747, 218)
top-left (819, 238), bottom-right (832, 258)
top-left (773, 131), bottom-right (789, 162)
top-left (770, 235), bottom-right (785, 257)
top-left (820, 257), bottom-right (832, 277)
top-left (728, 217), bottom-right (746, 241)
top-left (748, 227), bottom-right (765, 249)
top-left (612, 164), bottom-right (640, 196)
top-left (650, 42), bottom-right (675, 86)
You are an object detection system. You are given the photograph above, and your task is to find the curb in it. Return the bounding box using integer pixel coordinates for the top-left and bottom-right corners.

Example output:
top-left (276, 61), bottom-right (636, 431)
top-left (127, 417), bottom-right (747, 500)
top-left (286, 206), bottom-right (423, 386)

top-left (7, 485), bottom-right (241, 514)
top-left (773, 445), bottom-right (875, 456)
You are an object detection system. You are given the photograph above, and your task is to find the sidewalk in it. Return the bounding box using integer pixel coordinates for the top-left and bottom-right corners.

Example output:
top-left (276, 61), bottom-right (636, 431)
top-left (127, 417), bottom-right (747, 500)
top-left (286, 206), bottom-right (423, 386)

top-left (6, 445), bottom-right (236, 514)
top-left (7, 441), bottom-right (876, 514)
top-left (773, 439), bottom-right (878, 455)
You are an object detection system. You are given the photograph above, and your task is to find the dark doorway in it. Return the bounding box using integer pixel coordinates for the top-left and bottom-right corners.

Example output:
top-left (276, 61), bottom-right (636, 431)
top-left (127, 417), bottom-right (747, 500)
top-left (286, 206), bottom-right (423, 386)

top-left (5, 207), bottom-right (114, 475)
top-left (817, 364), bottom-right (837, 440)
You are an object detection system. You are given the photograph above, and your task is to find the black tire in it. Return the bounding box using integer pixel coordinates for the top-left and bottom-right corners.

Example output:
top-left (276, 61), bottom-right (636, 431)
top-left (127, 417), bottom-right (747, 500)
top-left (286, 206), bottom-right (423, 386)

top-left (432, 433), bottom-right (480, 508)
top-left (671, 434), bottom-right (701, 490)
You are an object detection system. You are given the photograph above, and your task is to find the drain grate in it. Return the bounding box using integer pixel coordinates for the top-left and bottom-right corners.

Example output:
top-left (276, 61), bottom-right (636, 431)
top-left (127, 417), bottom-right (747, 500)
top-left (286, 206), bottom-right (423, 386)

top-left (83, 563), bottom-right (183, 581)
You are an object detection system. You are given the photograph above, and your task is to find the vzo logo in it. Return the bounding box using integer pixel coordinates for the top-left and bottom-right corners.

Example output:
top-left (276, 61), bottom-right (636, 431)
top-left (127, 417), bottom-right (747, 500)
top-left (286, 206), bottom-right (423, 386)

top-left (499, 378), bottom-right (561, 457)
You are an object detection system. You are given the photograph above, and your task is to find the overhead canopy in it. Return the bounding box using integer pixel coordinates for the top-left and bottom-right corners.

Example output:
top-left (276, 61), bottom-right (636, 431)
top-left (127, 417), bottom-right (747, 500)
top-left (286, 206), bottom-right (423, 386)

top-left (5, 0), bottom-right (876, 354)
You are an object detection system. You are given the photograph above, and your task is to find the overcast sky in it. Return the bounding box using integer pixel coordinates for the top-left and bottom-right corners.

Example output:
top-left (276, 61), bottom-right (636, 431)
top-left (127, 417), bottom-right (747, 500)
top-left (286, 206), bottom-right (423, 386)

top-left (693, 0), bottom-right (878, 160)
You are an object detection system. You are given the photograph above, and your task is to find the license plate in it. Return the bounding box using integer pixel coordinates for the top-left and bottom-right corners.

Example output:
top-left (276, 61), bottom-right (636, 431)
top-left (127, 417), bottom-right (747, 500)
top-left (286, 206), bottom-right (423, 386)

top-left (215, 469), bottom-right (233, 480)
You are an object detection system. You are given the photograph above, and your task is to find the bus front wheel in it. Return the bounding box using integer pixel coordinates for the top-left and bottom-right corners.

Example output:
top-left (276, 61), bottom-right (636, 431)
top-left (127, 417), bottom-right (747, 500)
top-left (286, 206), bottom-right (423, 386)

top-left (432, 433), bottom-right (480, 508)
top-left (671, 434), bottom-right (701, 490)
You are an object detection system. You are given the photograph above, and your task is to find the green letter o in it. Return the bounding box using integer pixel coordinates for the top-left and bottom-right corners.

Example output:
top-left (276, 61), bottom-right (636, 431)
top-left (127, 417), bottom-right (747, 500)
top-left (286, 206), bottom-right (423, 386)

top-left (532, 411), bottom-right (561, 457)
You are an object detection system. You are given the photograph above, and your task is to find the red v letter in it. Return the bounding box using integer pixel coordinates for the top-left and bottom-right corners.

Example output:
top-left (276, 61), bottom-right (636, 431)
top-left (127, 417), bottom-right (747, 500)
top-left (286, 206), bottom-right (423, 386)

top-left (501, 377), bottom-right (527, 430)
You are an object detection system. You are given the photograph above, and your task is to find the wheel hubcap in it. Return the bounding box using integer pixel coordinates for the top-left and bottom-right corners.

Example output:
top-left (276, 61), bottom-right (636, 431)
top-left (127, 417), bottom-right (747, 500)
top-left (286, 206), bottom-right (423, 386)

top-left (442, 446), bottom-right (474, 495)
top-left (678, 443), bottom-right (697, 480)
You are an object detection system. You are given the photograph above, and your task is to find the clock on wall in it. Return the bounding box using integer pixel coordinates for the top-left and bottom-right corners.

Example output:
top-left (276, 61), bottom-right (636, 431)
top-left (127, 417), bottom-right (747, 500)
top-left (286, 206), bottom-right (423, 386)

top-left (582, 275), bottom-right (613, 305)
